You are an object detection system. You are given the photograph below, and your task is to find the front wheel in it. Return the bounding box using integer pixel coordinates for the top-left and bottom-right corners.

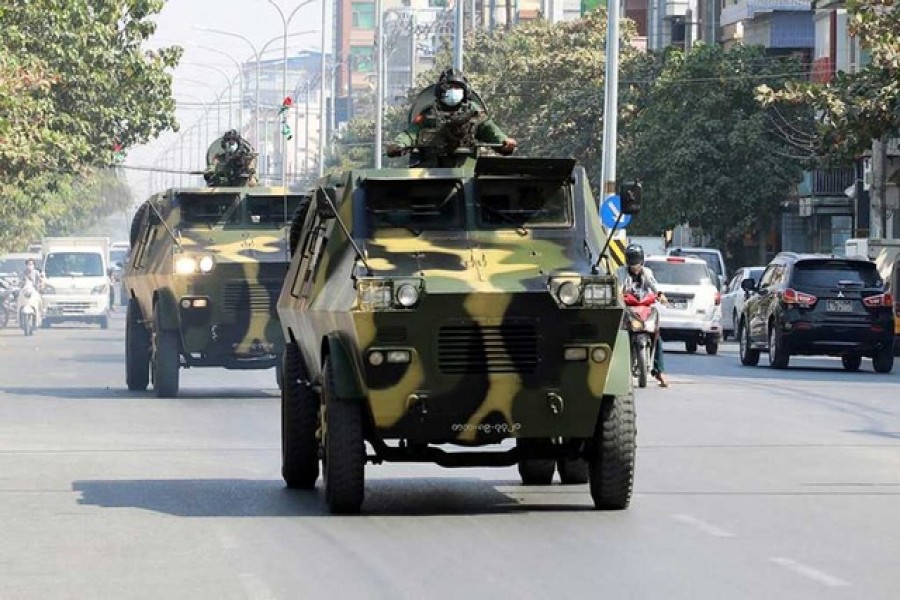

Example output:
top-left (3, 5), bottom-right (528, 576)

top-left (282, 343), bottom-right (320, 489)
top-left (126, 299), bottom-right (151, 391)
top-left (739, 321), bottom-right (760, 366)
top-left (873, 349), bottom-right (894, 374)
top-left (768, 325), bottom-right (790, 369)
top-left (841, 353), bottom-right (861, 372)
top-left (705, 339), bottom-right (719, 355)
top-left (322, 357), bottom-right (366, 514)
top-left (152, 305), bottom-right (180, 398)
top-left (685, 340), bottom-right (698, 354)
top-left (634, 340), bottom-right (648, 389)
top-left (557, 458), bottom-right (590, 484)
top-left (22, 313), bottom-right (34, 336)
top-left (589, 393), bottom-right (636, 510)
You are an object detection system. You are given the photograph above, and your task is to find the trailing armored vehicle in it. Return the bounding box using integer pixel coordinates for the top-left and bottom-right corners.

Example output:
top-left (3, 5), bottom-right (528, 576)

top-left (277, 152), bottom-right (640, 514)
top-left (123, 132), bottom-right (305, 397)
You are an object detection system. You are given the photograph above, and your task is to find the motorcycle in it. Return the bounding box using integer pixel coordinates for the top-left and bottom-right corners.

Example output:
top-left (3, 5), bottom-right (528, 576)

top-left (624, 290), bottom-right (660, 388)
top-left (17, 279), bottom-right (42, 336)
top-left (0, 282), bottom-right (13, 328)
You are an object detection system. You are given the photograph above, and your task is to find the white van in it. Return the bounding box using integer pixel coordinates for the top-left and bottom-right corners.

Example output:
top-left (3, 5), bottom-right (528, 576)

top-left (42, 237), bottom-right (111, 329)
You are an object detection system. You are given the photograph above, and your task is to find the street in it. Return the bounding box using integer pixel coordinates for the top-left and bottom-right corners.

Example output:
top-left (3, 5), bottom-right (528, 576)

top-left (1, 313), bottom-right (899, 599)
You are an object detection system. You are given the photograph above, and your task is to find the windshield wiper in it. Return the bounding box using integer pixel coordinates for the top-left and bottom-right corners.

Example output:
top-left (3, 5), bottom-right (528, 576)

top-left (475, 202), bottom-right (529, 236)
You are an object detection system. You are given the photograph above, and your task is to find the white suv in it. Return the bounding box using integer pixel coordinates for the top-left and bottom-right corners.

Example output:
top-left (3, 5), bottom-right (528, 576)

top-left (645, 255), bottom-right (723, 355)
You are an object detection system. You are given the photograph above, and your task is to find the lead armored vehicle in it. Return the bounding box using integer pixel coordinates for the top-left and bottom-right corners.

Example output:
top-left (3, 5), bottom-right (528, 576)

top-left (277, 147), bottom-right (639, 513)
top-left (123, 133), bottom-right (305, 397)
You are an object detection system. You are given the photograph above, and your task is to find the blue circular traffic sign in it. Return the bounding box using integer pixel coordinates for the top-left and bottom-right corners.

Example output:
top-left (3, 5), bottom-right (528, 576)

top-left (600, 194), bottom-right (632, 229)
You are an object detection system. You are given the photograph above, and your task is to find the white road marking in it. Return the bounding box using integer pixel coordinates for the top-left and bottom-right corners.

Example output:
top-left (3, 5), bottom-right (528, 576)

top-left (671, 513), bottom-right (735, 538)
top-left (770, 557), bottom-right (849, 587)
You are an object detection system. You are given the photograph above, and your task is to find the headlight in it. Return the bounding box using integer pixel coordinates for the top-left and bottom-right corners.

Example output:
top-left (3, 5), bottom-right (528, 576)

top-left (198, 256), bottom-right (215, 273)
top-left (396, 283), bottom-right (420, 308)
top-left (91, 284), bottom-right (109, 295)
top-left (358, 281), bottom-right (393, 309)
top-left (584, 281), bottom-right (616, 306)
top-left (175, 256), bottom-right (197, 274)
top-left (630, 318), bottom-right (644, 330)
top-left (557, 281), bottom-right (580, 306)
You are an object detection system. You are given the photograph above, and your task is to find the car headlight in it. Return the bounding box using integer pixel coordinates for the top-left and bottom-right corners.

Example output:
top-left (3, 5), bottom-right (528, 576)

top-left (395, 283), bottom-right (420, 308)
top-left (557, 281), bottom-right (580, 306)
top-left (630, 318), bottom-right (644, 330)
top-left (175, 256), bottom-right (197, 274)
top-left (198, 256), bottom-right (215, 273)
top-left (91, 284), bottom-right (109, 295)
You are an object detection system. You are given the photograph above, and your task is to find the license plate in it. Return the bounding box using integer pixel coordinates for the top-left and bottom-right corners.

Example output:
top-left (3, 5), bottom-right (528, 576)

top-left (670, 301), bottom-right (687, 309)
top-left (826, 299), bottom-right (853, 313)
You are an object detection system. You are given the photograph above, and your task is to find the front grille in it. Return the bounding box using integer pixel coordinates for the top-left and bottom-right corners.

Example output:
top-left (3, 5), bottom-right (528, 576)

top-left (54, 302), bottom-right (93, 313)
top-left (222, 280), bottom-right (280, 314)
top-left (438, 321), bottom-right (539, 374)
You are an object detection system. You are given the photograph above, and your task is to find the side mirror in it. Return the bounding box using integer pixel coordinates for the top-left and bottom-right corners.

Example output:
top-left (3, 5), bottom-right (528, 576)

top-left (314, 186), bottom-right (336, 220)
top-left (618, 181), bottom-right (642, 215)
top-left (740, 278), bottom-right (756, 292)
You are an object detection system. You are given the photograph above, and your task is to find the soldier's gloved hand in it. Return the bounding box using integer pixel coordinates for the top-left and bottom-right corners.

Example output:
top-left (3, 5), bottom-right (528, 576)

top-left (386, 143), bottom-right (403, 157)
top-left (498, 138), bottom-right (517, 155)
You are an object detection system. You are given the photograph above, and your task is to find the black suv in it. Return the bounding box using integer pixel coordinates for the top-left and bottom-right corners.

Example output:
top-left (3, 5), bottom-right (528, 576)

top-left (738, 253), bottom-right (894, 372)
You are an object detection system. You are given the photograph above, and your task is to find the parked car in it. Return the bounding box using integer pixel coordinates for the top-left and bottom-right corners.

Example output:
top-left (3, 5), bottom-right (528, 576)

top-left (668, 247), bottom-right (727, 289)
top-left (738, 252), bottom-right (893, 372)
top-left (720, 266), bottom-right (765, 339)
top-left (645, 255), bottom-right (723, 354)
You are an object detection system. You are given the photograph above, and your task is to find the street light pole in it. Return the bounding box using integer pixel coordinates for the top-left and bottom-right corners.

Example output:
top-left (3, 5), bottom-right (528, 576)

top-left (454, 0), bottom-right (464, 70)
top-left (318, 0), bottom-right (328, 178)
top-left (181, 63), bottom-right (235, 128)
top-left (375, 0), bottom-right (384, 169)
top-left (193, 46), bottom-right (246, 131)
top-left (600, 0), bottom-right (621, 199)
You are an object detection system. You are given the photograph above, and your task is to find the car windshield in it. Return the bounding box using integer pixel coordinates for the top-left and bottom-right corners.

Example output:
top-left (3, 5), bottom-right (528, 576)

top-left (363, 179), bottom-right (464, 236)
top-left (0, 258), bottom-right (27, 275)
top-left (647, 261), bottom-right (713, 285)
top-left (793, 260), bottom-right (882, 288)
top-left (44, 252), bottom-right (104, 277)
top-left (676, 251), bottom-right (722, 276)
top-left (475, 178), bottom-right (572, 227)
top-left (109, 249), bottom-right (129, 265)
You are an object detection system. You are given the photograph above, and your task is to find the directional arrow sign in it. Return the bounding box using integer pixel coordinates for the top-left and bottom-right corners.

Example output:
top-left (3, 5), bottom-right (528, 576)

top-left (600, 194), bottom-right (632, 229)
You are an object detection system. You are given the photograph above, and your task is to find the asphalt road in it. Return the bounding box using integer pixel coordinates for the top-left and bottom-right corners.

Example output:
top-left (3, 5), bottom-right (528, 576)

top-left (1, 312), bottom-right (899, 599)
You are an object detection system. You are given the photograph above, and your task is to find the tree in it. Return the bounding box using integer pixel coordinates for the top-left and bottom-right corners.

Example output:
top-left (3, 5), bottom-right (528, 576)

top-left (621, 44), bottom-right (811, 249)
top-left (757, 0), bottom-right (900, 159)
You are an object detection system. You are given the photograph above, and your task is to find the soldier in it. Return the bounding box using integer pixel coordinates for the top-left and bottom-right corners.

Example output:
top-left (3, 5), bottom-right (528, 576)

top-left (204, 129), bottom-right (258, 187)
top-left (386, 68), bottom-right (517, 167)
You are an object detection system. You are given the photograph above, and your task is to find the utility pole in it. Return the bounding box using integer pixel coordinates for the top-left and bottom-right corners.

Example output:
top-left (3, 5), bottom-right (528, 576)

top-left (600, 0), bottom-right (621, 200)
top-left (374, 0), bottom-right (384, 168)
top-left (454, 0), bottom-right (464, 70)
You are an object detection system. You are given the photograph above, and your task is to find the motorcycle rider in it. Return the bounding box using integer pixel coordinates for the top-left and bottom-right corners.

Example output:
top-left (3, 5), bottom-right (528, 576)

top-left (20, 258), bottom-right (44, 289)
top-left (616, 244), bottom-right (669, 387)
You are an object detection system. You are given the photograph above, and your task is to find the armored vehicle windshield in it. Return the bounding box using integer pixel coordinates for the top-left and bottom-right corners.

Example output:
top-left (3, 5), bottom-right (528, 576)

top-left (178, 192), bottom-right (304, 229)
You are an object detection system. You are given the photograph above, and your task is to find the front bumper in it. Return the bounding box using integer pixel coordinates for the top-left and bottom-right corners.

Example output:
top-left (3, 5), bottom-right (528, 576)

top-left (659, 315), bottom-right (721, 342)
top-left (44, 294), bottom-right (108, 318)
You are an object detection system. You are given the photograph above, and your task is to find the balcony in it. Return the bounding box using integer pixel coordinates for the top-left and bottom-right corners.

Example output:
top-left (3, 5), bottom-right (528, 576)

top-left (797, 167), bottom-right (856, 197)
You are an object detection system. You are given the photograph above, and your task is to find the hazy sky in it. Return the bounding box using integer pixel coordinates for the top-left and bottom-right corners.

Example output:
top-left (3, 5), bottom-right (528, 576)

top-left (125, 0), bottom-right (329, 197)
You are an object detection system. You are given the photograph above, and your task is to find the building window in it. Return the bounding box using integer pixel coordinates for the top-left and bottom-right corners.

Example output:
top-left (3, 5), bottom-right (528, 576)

top-left (351, 2), bottom-right (375, 29)
top-left (350, 46), bottom-right (374, 73)
top-left (429, 0), bottom-right (447, 6)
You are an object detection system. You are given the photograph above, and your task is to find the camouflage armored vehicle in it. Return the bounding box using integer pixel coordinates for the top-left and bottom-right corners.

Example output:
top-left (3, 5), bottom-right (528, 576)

top-left (123, 133), bottom-right (305, 397)
top-left (277, 152), bottom-right (639, 514)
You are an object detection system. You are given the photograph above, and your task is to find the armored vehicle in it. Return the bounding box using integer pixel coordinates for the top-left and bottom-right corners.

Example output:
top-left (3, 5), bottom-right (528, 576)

top-left (277, 154), bottom-right (638, 514)
top-left (123, 133), bottom-right (304, 397)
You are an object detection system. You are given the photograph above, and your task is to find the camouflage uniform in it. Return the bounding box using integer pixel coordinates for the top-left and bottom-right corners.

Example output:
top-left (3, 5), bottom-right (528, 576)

top-left (204, 130), bottom-right (258, 187)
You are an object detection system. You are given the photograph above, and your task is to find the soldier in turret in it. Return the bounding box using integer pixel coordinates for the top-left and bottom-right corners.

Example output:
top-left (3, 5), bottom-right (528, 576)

top-left (204, 129), bottom-right (258, 187)
top-left (386, 68), bottom-right (517, 167)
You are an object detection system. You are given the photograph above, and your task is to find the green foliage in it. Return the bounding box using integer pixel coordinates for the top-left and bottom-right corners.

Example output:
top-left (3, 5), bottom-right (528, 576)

top-left (0, 0), bottom-right (179, 253)
top-left (623, 44), bottom-right (811, 246)
top-left (757, 0), bottom-right (900, 158)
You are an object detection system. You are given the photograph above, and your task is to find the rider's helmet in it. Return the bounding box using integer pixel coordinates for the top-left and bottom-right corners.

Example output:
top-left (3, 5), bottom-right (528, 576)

top-left (434, 68), bottom-right (469, 108)
top-left (625, 244), bottom-right (645, 267)
top-left (221, 129), bottom-right (241, 153)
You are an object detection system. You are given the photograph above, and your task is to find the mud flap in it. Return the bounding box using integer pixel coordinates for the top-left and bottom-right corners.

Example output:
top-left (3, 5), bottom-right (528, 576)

top-left (325, 334), bottom-right (366, 400)
top-left (603, 330), bottom-right (634, 397)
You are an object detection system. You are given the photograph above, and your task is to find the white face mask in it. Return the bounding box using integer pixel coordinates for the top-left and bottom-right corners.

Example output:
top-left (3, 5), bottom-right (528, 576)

top-left (441, 88), bottom-right (464, 107)
top-left (225, 141), bottom-right (238, 152)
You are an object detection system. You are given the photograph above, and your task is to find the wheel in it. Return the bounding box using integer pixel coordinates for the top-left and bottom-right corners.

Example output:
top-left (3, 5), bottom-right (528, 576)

top-left (557, 458), bottom-right (590, 484)
top-left (841, 353), bottom-right (861, 372)
top-left (685, 340), bottom-right (698, 354)
top-left (23, 313), bottom-right (34, 336)
top-left (322, 356), bottom-right (365, 514)
top-left (873, 349), bottom-right (894, 374)
top-left (517, 459), bottom-right (556, 485)
top-left (99, 315), bottom-right (109, 330)
top-left (739, 321), bottom-right (760, 366)
top-left (705, 339), bottom-right (719, 355)
top-left (152, 305), bottom-right (180, 398)
top-left (288, 198), bottom-right (311, 257)
top-left (282, 342), bottom-right (320, 489)
top-left (589, 393), bottom-right (636, 510)
top-left (767, 325), bottom-right (789, 369)
top-left (635, 342), bottom-right (648, 389)
top-left (126, 299), bottom-right (151, 391)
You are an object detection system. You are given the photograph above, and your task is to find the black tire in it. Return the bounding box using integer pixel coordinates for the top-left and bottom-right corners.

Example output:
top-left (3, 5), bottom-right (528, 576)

top-left (841, 353), bottom-right (861, 372)
top-left (685, 340), bottom-right (698, 354)
top-left (99, 315), bottom-right (109, 330)
top-left (0, 307), bottom-right (8, 329)
top-left (517, 459), bottom-right (556, 485)
top-left (635, 342), bottom-right (648, 389)
top-left (126, 299), bottom-right (151, 391)
top-left (42, 319), bottom-right (52, 329)
top-left (739, 321), bottom-right (760, 366)
top-left (275, 360), bottom-right (284, 391)
top-left (705, 339), bottom-right (719, 355)
top-left (767, 325), bottom-right (789, 369)
top-left (129, 202), bottom-right (149, 247)
top-left (322, 356), bottom-right (365, 514)
top-left (557, 458), bottom-right (590, 485)
top-left (873, 349), bottom-right (894, 374)
top-left (282, 342), bottom-right (320, 489)
top-left (23, 313), bottom-right (34, 337)
top-left (589, 393), bottom-right (636, 510)
top-left (152, 305), bottom-right (180, 398)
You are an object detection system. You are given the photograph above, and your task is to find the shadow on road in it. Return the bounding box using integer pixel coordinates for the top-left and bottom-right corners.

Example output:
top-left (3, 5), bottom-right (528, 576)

top-left (71, 477), bottom-right (594, 517)
top-left (0, 386), bottom-right (276, 400)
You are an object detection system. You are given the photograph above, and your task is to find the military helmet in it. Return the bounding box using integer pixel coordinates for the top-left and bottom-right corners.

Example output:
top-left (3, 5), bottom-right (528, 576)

top-left (435, 67), bottom-right (469, 105)
top-left (625, 244), bottom-right (644, 267)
